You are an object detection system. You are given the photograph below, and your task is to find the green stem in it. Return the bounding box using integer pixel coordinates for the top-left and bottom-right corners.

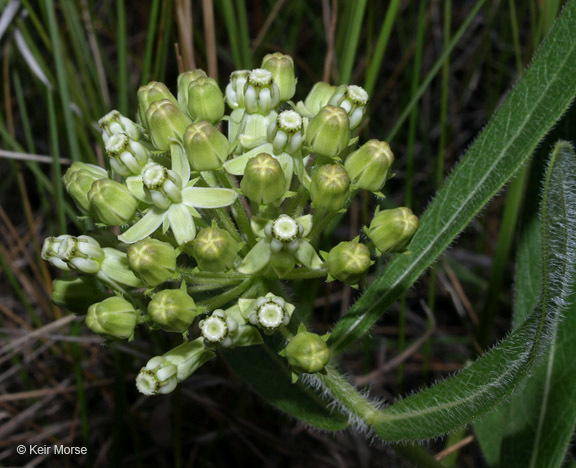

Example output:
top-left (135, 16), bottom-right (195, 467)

top-left (282, 268), bottom-right (328, 280)
top-left (198, 279), bottom-right (252, 310)
top-left (177, 268), bottom-right (249, 284)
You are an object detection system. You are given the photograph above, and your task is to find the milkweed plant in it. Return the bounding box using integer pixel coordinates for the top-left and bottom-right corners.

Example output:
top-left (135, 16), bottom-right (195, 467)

top-left (41, 53), bottom-right (418, 395)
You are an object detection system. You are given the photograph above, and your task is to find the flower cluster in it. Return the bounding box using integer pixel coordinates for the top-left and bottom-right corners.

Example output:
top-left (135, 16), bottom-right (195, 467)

top-left (42, 53), bottom-right (418, 394)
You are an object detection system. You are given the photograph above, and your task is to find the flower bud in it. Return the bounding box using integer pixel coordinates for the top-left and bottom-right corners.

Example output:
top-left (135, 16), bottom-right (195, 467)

top-left (88, 179), bottom-right (138, 226)
top-left (365, 207), bottom-right (419, 253)
top-left (184, 77), bottom-right (225, 124)
top-left (42, 235), bottom-right (105, 274)
top-left (105, 134), bottom-right (151, 177)
top-left (51, 277), bottom-right (108, 314)
top-left (146, 99), bottom-right (192, 151)
top-left (244, 69), bottom-right (280, 115)
top-left (240, 153), bottom-right (286, 204)
top-left (177, 69), bottom-right (208, 111)
top-left (148, 289), bottom-right (200, 333)
top-left (63, 162), bottom-right (108, 214)
top-left (248, 294), bottom-right (293, 331)
top-left (98, 110), bottom-right (140, 144)
top-left (305, 105), bottom-right (350, 158)
top-left (137, 81), bottom-right (178, 128)
top-left (329, 84), bottom-right (369, 129)
top-left (267, 110), bottom-right (304, 154)
top-left (183, 121), bottom-right (229, 171)
top-left (261, 52), bottom-right (296, 101)
top-left (85, 296), bottom-right (139, 340)
top-left (225, 70), bottom-right (250, 110)
top-left (192, 227), bottom-right (238, 272)
top-left (310, 164), bottom-right (350, 211)
top-left (296, 82), bottom-right (336, 117)
top-left (127, 238), bottom-right (177, 287)
top-left (199, 309), bottom-right (238, 347)
top-left (142, 163), bottom-right (183, 209)
top-left (326, 240), bottom-right (371, 284)
top-left (344, 140), bottom-right (394, 192)
top-left (136, 338), bottom-right (216, 395)
top-left (284, 327), bottom-right (330, 373)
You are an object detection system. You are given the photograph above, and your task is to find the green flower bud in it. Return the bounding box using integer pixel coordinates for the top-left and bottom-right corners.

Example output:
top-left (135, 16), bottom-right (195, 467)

top-left (185, 77), bottom-right (225, 124)
top-left (135, 338), bottom-right (216, 395)
top-left (344, 140), bottom-right (393, 192)
top-left (365, 207), bottom-right (419, 253)
top-left (42, 235), bottom-right (105, 274)
top-left (310, 164), bottom-right (350, 211)
top-left (146, 99), bottom-right (192, 151)
top-left (243, 69), bottom-right (280, 115)
top-left (137, 81), bottom-right (178, 128)
top-left (261, 52), bottom-right (296, 101)
top-left (240, 153), bottom-right (286, 204)
top-left (326, 240), bottom-right (371, 284)
top-left (177, 69), bottom-right (208, 111)
top-left (284, 327), bottom-right (330, 373)
top-left (199, 309), bottom-right (238, 347)
top-left (191, 227), bottom-right (238, 272)
top-left (148, 289), bottom-right (200, 333)
top-left (225, 70), bottom-right (250, 109)
top-left (329, 84), bottom-right (368, 129)
top-left (267, 110), bottom-right (304, 154)
top-left (127, 238), bottom-right (177, 287)
top-left (63, 162), bottom-right (108, 214)
top-left (85, 296), bottom-right (139, 340)
top-left (247, 294), bottom-right (293, 331)
top-left (105, 133), bottom-right (151, 177)
top-left (88, 179), bottom-right (138, 226)
top-left (98, 110), bottom-right (141, 144)
top-left (183, 121), bottom-right (229, 171)
top-left (305, 105), bottom-right (350, 158)
top-left (296, 82), bottom-right (336, 117)
top-left (142, 163), bottom-right (183, 209)
top-left (51, 277), bottom-right (108, 314)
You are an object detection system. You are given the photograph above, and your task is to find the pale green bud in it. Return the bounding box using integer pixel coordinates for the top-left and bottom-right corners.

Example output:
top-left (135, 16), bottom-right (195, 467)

top-left (225, 70), bottom-right (250, 110)
top-left (261, 52), bottom-right (296, 101)
top-left (284, 327), bottom-right (330, 373)
top-left (63, 162), bottom-right (108, 214)
top-left (365, 207), bottom-right (419, 253)
top-left (185, 77), bottom-right (225, 124)
top-left (296, 82), bottom-right (336, 117)
top-left (137, 81), bottom-right (178, 128)
top-left (183, 121), bottom-right (229, 171)
top-left (51, 277), bottom-right (107, 314)
top-left (305, 105), bottom-right (350, 158)
top-left (329, 84), bottom-right (368, 129)
top-left (310, 164), bottom-right (350, 211)
top-left (105, 133), bottom-right (151, 177)
top-left (98, 110), bottom-right (140, 144)
top-left (191, 227), bottom-right (238, 272)
top-left (244, 68), bottom-right (280, 115)
top-left (240, 153), bottom-right (286, 204)
top-left (127, 238), bottom-right (177, 287)
top-left (42, 235), bottom-right (105, 274)
top-left (142, 163), bottom-right (183, 209)
top-left (146, 99), bottom-right (192, 151)
top-left (88, 179), bottom-right (138, 226)
top-left (247, 294), bottom-right (292, 331)
top-left (345, 140), bottom-right (393, 192)
top-left (326, 240), bottom-right (371, 284)
top-left (136, 338), bottom-right (216, 395)
top-left (199, 309), bottom-right (238, 347)
top-left (267, 110), bottom-right (304, 154)
top-left (148, 289), bottom-right (200, 333)
top-left (85, 296), bottom-right (139, 340)
top-left (177, 69), bottom-right (208, 111)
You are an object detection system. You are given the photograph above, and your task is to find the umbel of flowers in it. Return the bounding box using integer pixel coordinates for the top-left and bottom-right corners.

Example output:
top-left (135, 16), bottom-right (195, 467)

top-left (42, 53), bottom-right (418, 393)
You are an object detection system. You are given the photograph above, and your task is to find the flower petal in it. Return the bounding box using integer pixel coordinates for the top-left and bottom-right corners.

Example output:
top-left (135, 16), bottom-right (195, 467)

top-left (167, 203), bottom-right (196, 245)
top-left (182, 187), bottom-right (237, 208)
top-left (118, 208), bottom-right (166, 243)
top-left (223, 143), bottom-right (273, 175)
top-left (236, 239), bottom-right (271, 274)
top-left (170, 142), bottom-right (190, 184)
top-left (294, 240), bottom-right (324, 269)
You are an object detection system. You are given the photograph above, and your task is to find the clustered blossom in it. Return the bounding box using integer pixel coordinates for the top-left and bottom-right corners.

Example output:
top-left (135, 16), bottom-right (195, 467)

top-left (42, 53), bottom-right (419, 395)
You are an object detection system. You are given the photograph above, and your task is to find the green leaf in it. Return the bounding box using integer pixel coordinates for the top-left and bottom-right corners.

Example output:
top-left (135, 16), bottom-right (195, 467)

top-left (221, 343), bottom-right (349, 431)
top-left (475, 142), bottom-right (576, 467)
top-left (329, 0), bottom-right (576, 353)
top-left (367, 140), bottom-right (576, 442)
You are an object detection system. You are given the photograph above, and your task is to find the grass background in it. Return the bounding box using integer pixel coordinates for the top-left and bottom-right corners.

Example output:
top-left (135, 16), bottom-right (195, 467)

top-left (0, 0), bottom-right (573, 466)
